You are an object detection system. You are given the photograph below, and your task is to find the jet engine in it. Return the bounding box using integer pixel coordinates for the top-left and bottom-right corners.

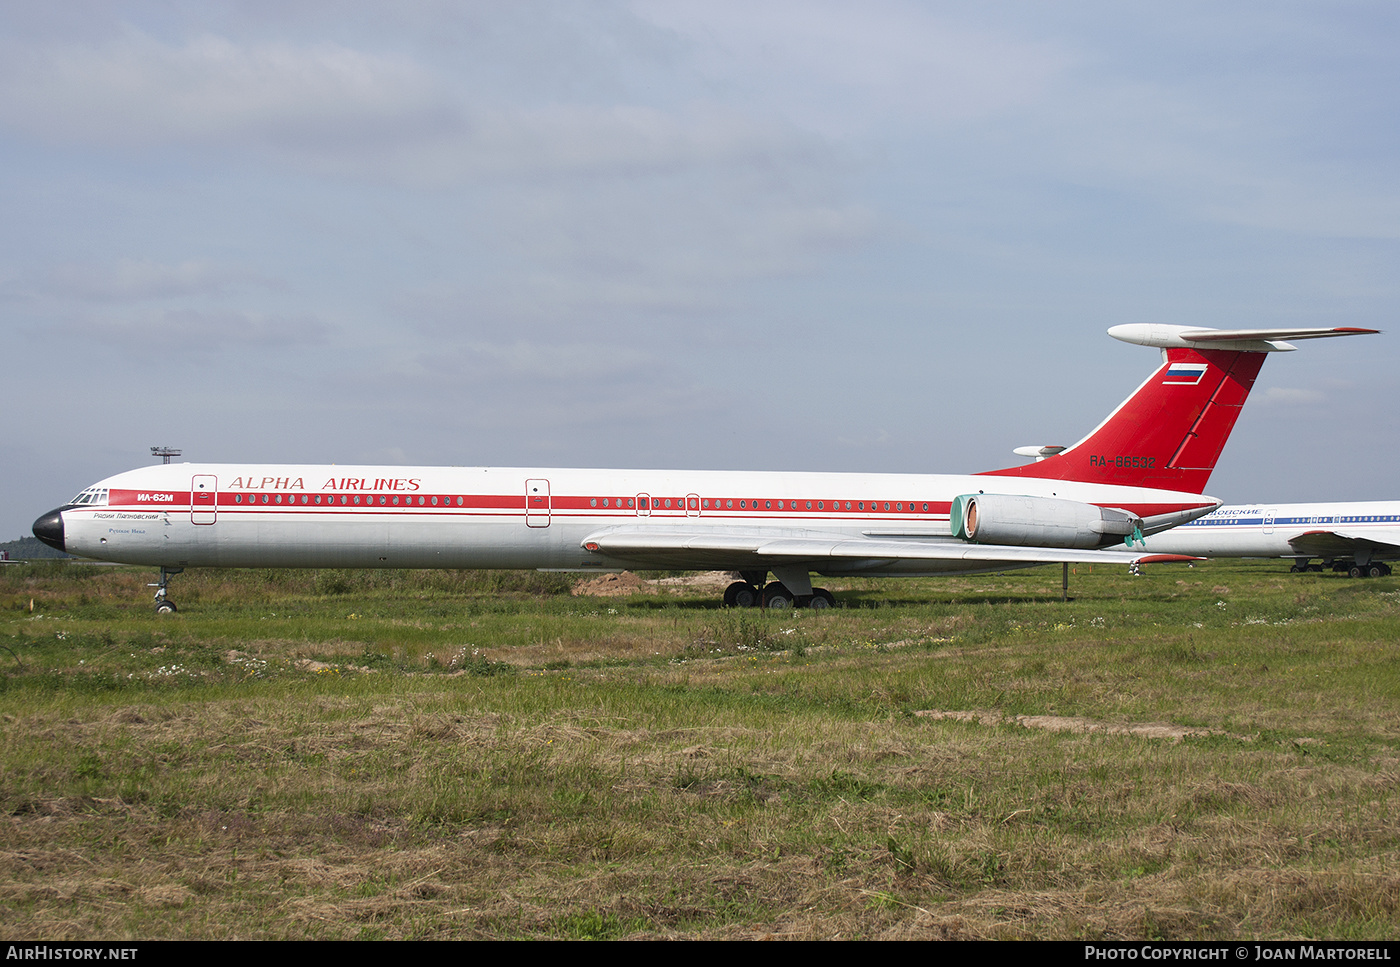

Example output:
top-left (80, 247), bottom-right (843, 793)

top-left (950, 494), bottom-right (1143, 549)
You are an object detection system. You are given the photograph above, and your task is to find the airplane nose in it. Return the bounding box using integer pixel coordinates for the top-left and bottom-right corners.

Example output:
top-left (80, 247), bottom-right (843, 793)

top-left (32, 508), bottom-right (67, 553)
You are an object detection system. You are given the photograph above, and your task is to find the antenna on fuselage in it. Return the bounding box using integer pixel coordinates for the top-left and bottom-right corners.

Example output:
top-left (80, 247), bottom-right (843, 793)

top-left (150, 446), bottom-right (181, 465)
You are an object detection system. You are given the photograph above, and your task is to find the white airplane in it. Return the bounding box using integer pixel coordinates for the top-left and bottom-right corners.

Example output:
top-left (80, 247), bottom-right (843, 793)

top-left (32, 324), bottom-right (1376, 612)
top-left (1132, 501), bottom-right (1400, 577)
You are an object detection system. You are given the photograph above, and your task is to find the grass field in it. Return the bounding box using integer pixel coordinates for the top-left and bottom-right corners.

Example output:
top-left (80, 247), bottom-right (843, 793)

top-left (3, 560), bottom-right (1399, 940)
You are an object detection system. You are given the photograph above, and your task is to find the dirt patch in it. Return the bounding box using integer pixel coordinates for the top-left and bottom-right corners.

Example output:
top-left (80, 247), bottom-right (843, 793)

top-left (572, 572), bottom-right (653, 596)
top-left (652, 572), bottom-right (735, 591)
top-left (915, 709), bottom-right (1243, 743)
top-left (572, 571), bottom-right (735, 597)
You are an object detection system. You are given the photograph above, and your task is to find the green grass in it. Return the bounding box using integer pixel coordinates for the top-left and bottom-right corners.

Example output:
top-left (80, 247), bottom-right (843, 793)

top-left (2, 561), bottom-right (1399, 938)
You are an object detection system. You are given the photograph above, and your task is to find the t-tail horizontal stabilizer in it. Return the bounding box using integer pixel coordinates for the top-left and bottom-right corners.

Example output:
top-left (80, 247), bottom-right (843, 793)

top-left (982, 324), bottom-right (1378, 495)
top-left (1107, 324), bottom-right (1380, 353)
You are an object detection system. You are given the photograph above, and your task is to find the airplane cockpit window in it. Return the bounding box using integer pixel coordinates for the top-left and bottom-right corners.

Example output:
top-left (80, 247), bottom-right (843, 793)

top-left (69, 488), bottom-right (109, 506)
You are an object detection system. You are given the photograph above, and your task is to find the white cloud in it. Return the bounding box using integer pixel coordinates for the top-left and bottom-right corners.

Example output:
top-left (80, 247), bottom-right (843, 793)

top-left (634, 0), bottom-right (1073, 135)
top-left (49, 308), bottom-right (330, 350)
top-left (14, 258), bottom-right (275, 302)
top-left (0, 27), bottom-right (830, 186)
top-left (1260, 386), bottom-right (1326, 406)
top-left (0, 30), bottom-right (445, 150)
top-left (836, 427), bottom-right (892, 449)
top-left (449, 341), bottom-right (657, 380)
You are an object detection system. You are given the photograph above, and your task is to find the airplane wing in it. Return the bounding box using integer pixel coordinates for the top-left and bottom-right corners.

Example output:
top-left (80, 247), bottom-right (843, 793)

top-left (1286, 529), bottom-right (1400, 560)
top-left (579, 527), bottom-right (1164, 571)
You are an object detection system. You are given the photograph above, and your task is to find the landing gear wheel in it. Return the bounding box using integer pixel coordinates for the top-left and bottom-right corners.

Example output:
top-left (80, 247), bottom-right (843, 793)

top-left (1349, 565), bottom-right (1364, 579)
top-left (762, 582), bottom-right (794, 610)
top-left (1368, 564), bottom-right (1386, 578)
top-left (724, 581), bottom-right (760, 608)
top-left (149, 566), bottom-right (184, 614)
top-left (809, 588), bottom-right (836, 609)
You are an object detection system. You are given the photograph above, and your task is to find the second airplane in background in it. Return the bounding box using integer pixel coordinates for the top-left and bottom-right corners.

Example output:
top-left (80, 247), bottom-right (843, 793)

top-left (1135, 501), bottom-right (1400, 577)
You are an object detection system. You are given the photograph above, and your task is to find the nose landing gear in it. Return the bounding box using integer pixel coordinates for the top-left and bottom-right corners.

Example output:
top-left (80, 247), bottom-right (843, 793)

top-left (149, 567), bottom-right (183, 614)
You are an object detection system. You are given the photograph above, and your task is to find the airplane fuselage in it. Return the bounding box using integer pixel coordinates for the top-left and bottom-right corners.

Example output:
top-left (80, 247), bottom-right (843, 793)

top-left (49, 462), bottom-right (1218, 577)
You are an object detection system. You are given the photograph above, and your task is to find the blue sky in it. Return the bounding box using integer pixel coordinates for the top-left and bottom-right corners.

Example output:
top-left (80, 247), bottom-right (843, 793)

top-left (4, 2), bottom-right (1398, 538)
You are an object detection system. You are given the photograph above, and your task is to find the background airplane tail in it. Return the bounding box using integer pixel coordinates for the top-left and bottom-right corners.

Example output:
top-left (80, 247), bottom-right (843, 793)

top-left (979, 325), bottom-right (1377, 494)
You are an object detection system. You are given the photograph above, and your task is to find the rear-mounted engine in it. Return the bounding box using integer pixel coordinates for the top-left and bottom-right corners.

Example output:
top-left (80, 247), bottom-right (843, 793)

top-left (950, 494), bottom-right (1143, 548)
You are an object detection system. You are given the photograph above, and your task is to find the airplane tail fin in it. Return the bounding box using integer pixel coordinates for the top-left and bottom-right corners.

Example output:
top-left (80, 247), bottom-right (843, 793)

top-left (980, 325), bottom-right (1377, 494)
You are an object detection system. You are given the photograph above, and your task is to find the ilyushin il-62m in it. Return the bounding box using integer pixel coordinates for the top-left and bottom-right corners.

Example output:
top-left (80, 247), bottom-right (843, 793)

top-left (32, 325), bottom-right (1376, 612)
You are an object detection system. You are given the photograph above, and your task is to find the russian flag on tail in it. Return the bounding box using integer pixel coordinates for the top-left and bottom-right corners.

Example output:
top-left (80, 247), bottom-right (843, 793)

top-left (1163, 362), bottom-right (1208, 384)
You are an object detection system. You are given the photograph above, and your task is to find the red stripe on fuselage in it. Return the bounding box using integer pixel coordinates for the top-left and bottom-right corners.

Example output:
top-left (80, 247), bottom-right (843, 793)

top-left (98, 492), bottom-right (1205, 523)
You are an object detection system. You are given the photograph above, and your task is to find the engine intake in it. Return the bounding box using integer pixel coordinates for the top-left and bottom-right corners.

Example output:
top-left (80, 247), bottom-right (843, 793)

top-left (950, 494), bottom-right (1143, 549)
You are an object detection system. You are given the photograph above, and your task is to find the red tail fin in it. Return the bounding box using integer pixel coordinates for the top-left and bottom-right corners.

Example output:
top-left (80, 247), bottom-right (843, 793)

top-left (981, 348), bottom-right (1264, 493)
top-left (979, 325), bottom-right (1377, 494)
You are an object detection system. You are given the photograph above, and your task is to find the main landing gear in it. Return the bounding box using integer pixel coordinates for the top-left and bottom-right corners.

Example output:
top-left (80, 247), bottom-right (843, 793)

top-left (1290, 558), bottom-right (1391, 578)
top-left (1347, 562), bottom-right (1392, 579)
top-left (722, 571), bottom-right (836, 609)
top-left (149, 567), bottom-right (183, 614)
